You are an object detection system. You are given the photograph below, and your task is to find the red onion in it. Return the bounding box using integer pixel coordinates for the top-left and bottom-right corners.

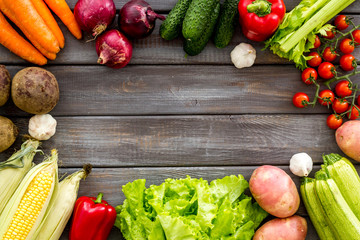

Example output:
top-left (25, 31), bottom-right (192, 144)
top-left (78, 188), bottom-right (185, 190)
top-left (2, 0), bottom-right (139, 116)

top-left (74, 0), bottom-right (116, 37)
top-left (118, 0), bottom-right (165, 39)
top-left (96, 30), bottom-right (133, 69)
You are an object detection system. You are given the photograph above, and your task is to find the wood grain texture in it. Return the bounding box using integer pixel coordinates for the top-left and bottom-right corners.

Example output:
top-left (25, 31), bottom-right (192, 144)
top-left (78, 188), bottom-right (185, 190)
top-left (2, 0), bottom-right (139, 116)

top-left (2, 65), bottom-right (352, 116)
top-left (1, 115), bottom-right (341, 168)
top-left (0, 14), bottom-right (359, 65)
top-left (53, 166), bottom-right (333, 239)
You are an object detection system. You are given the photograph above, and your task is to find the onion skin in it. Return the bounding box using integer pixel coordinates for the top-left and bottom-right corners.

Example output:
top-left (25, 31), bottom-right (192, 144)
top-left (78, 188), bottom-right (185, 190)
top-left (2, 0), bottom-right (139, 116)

top-left (119, 0), bottom-right (165, 39)
top-left (96, 30), bottom-right (133, 69)
top-left (74, 0), bottom-right (116, 37)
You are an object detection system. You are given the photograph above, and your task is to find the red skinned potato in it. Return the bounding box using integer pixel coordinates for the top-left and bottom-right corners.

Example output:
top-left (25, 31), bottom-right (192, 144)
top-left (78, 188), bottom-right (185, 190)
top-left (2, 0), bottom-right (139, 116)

top-left (336, 120), bottom-right (360, 161)
top-left (253, 215), bottom-right (307, 240)
top-left (249, 165), bottom-right (300, 218)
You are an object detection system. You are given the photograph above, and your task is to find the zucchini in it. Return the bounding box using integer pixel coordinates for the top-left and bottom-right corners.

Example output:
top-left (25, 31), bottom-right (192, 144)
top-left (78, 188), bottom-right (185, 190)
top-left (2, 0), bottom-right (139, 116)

top-left (300, 177), bottom-right (339, 240)
top-left (182, 0), bottom-right (219, 42)
top-left (213, 0), bottom-right (239, 48)
top-left (159, 0), bottom-right (193, 40)
top-left (315, 170), bottom-right (360, 239)
top-left (323, 153), bottom-right (360, 220)
top-left (183, 2), bottom-right (220, 56)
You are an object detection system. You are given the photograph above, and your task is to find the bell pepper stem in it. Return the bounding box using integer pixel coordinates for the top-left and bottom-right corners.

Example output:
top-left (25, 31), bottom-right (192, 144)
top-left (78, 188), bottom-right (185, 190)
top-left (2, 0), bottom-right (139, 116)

top-left (247, 0), bottom-right (272, 17)
top-left (94, 193), bottom-right (104, 204)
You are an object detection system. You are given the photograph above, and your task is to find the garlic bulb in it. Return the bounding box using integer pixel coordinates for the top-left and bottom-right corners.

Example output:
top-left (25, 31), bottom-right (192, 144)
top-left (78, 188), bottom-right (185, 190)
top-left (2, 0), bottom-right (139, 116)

top-left (28, 114), bottom-right (57, 140)
top-left (289, 153), bottom-right (313, 177)
top-left (230, 43), bottom-right (256, 69)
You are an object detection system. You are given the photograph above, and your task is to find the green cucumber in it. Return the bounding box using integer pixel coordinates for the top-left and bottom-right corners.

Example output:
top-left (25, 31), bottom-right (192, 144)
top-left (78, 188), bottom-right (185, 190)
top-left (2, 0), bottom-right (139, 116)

top-left (159, 0), bottom-right (193, 40)
top-left (213, 0), bottom-right (239, 48)
top-left (183, 2), bottom-right (220, 56)
top-left (182, 0), bottom-right (219, 42)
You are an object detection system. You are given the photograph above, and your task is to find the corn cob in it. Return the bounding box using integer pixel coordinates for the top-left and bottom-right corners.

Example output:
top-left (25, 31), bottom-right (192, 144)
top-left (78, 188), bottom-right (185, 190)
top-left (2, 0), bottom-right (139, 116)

top-left (323, 153), bottom-right (360, 220)
top-left (0, 139), bottom-right (40, 214)
top-left (315, 169), bottom-right (360, 239)
top-left (0, 149), bottom-right (58, 240)
top-left (34, 164), bottom-right (92, 240)
top-left (300, 177), bottom-right (339, 240)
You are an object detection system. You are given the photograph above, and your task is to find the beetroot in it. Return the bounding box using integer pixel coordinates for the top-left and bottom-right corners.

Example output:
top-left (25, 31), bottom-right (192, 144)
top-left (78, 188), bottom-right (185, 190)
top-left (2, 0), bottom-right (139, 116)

top-left (96, 30), bottom-right (133, 69)
top-left (118, 0), bottom-right (165, 39)
top-left (74, 0), bottom-right (116, 37)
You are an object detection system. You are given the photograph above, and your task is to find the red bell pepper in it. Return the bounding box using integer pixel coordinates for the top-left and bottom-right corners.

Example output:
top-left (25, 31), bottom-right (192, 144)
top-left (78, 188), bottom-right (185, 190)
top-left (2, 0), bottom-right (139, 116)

top-left (69, 193), bottom-right (117, 240)
top-left (238, 0), bottom-right (286, 42)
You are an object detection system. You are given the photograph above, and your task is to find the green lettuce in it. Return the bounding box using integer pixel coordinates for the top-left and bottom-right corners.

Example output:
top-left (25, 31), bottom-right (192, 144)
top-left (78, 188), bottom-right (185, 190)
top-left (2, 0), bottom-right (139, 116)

top-left (115, 175), bottom-right (268, 240)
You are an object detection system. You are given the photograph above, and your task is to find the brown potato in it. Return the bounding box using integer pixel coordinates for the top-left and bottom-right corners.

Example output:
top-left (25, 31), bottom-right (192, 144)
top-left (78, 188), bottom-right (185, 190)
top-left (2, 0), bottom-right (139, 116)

top-left (253, 215), bottom-right (307, 240)
top-left (0, 65), bottom-right (11, 107)
top-left (11, 67), bottom-right (59, 114)
top-left (0, 116), bottom-right (18, 153)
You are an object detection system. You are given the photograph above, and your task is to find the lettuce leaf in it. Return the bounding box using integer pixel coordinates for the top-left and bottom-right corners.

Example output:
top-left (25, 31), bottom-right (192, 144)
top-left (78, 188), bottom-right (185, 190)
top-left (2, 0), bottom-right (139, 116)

top-left (116, 175), bottom-right (268, 240)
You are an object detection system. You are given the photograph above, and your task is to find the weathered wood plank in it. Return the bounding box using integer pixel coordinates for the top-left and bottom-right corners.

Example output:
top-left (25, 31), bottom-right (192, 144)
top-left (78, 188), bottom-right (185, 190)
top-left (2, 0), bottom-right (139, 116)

top-left (0, 14), bottom-right (359, 65)
top-left (2, 65), bottom-right (350, 116)
top-left (2, 115), bottom-right (342, 167)
top-left (53, 166), bottom-right (329, 239)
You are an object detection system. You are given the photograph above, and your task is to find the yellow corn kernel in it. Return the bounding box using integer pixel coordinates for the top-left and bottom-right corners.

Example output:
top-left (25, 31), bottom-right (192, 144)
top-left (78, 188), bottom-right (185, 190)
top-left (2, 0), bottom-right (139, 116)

top-left (2, 170), bottom-right (53, 240)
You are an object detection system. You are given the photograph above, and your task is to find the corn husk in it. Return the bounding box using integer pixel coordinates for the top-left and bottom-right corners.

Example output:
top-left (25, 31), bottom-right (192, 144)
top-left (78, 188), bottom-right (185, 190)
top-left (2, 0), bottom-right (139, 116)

top-left (34, 164), bottom-right (92, 240)
top-left (0, 149), bottom-right (58, 240)
top-left (0, 139), bottom-right (40, 214)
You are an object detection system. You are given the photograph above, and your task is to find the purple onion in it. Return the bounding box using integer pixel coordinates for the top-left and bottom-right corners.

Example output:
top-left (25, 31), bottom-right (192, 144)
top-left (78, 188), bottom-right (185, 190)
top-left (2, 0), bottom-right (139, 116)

top-left (118, 0), bottom-right (165, 39)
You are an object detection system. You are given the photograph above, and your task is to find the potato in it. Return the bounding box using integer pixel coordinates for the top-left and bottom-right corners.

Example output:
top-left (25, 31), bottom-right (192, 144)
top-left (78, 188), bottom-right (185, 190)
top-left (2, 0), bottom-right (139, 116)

top-left (336, 120), bottom-right (360, 162)
top-left (11, 67), bottom-right (59, 114)
top-left (0, 116), bottom-right (18, 153)
top-left (0, 65), bottom-right (11, 107)
top-left (249, 165), bottom-right (300, 218)
top-left (253, 215), bottom-right (307, 240)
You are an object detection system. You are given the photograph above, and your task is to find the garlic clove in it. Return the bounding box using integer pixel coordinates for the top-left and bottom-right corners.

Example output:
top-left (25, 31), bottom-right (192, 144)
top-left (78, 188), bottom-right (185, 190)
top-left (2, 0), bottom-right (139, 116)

top-left (289, 152), bottom-right (313, 177)
top-left (28, 114), bottom-right (57, 141)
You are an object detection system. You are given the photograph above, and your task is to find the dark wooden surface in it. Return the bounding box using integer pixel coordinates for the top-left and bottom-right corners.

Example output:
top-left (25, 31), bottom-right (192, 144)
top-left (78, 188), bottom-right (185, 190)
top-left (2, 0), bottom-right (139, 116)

top-left (0, 0), bottom-right (359, 239)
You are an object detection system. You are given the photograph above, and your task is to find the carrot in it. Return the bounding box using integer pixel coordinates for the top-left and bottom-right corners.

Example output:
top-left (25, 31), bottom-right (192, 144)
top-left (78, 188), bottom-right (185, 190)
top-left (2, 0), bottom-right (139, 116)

top-left (43, 0), bottom-right (82, 39)
top-left (1, 0), bottom-right (60, 53)
top-left (30, 0), bottom-right (65, 48)
top-left (0, 3), bottom-right (57, 60)
top-left (0, 11), bottom-right (47, 65)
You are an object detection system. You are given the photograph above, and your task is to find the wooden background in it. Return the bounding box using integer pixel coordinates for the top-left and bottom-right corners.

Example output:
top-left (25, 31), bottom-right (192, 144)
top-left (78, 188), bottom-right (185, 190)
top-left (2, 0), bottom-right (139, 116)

top-left (0, 0), bottom-right (359, 239)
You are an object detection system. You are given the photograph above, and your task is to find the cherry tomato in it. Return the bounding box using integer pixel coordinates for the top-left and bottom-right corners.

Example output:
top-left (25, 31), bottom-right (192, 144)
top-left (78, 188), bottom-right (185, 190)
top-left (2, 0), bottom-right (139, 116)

top-left (307, 52), bottom-right (322, 67)
top-left (293, 92), bottom-right (309, 108)
top-left (352, 29), bottom-right (360, 45)
top-left (347, 105), bottom-right (360, 120)
top-left (312, 35), bottom-right (321, 49)
top-left (332, 99), bottom-right (349, 114)
top-left (318, 62), bottom-right (335, 79)
top-left (322, 47), bottom-right (337, 62)
top-left (301, 68), bottom-right (318, 85)
top-left (340, 54), bottom-right (356, 71)
top-left (324, 29), bottom-right (335, 39)
top-left (340, 38), bottom-right (355, 54)
top-left (358, 95), bottom-right (360, 106)
top-left (327, 114), bottom-right (343, 130)
top-left (335, 80), bottom-right (352, 97)
top-left (318, 89), bottom-right (335, 106)
top-left (334, 15), bottom-right (349, 30)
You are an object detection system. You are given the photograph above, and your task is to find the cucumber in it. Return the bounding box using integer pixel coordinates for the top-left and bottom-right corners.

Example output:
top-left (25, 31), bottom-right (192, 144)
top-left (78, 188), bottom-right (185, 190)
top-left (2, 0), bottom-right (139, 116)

top-left (315, 170), bottom-right (360, 239)
top-left (213, 0), bottom-right (239, 48)
top-left (300, 177), bottom-right (339, 240)
top-left (160, 0), bottom-right (193, 40)
top-left (182, 0), bottom-right (219, 42)
top-left (183, 2), bottom-right (220, 56)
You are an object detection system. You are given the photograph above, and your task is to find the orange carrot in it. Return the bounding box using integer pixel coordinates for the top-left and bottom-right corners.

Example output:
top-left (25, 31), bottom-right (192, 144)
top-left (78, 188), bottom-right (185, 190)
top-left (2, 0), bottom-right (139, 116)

top-left (43, 0), bottom-right (82, 39)
top-left (1, 0), bottom-right (60, 53)
top-left (0, 11), bottom-right (47, 65)
top-left (0, 3), bottom-right (57, 60)
top-left (30, 0), bottom-right (65, 48)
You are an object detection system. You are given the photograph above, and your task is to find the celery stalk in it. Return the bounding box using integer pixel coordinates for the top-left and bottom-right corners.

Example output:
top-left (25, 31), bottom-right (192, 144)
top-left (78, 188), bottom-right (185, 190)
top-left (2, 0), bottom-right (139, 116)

top-left (281, 0), bottom-right (355, 53)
